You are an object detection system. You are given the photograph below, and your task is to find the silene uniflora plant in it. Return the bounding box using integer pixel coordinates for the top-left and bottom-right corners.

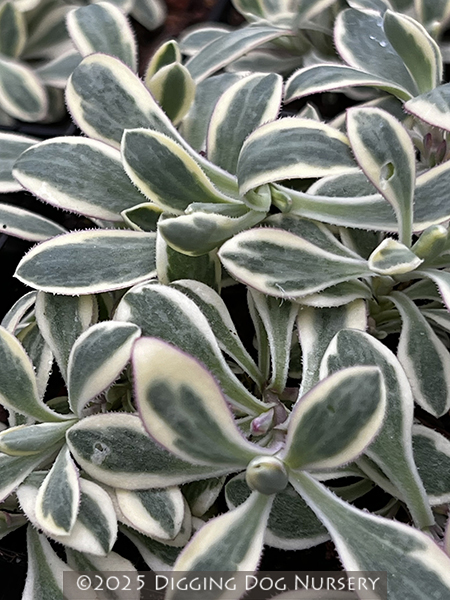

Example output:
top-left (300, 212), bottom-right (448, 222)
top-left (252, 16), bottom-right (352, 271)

top-left (4, 0), bottom-right (450, 598)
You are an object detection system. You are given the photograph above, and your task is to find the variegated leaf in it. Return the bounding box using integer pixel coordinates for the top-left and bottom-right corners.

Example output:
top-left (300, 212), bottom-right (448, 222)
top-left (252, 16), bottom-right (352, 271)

top-left (185, 25), bottom-right (290, 82)
top-left (368, 239), bottom-right (422, 274)
top-left (226, 474), bottom-right (328, 551)
top-left (66, 54), bottom-right (236, 196)
top-left (0, 421), bottom-right (74, 456)
top-left (412, 225), bottom-right (448, 262)
top-left (121, 129), bottom-right (236, 214)
top-left (23, 3), bottom-right (73, 61)
top-left (179, 72), bottom-right (241, 152)
top-left (390, 291), bottom-right (450, 417)
top-left (0, 447), bottom-right (59, 502)
top-left (296, 0), bottom-right (339, 22)
top-left (274, 156), bottom-right (450, 232)
top-left (121, 524), bottom-right (180, 570)
top-left (35, 446), bottom-right (80, 536)
top-left (67, 413), bottom-right (233, 489)
top-left (291, 471), bottom-right (450, 600)
top-left (415, 0), bottom-right (450, 34)
top-left (171, 279), bottom-right (262, 387)
top-left (183, 477), bottom-right (225, 517)
top-left (335, 8), bottom-right (417, 95)
top-left (295, 280), bottom-right (372, 308)
top-left (0, 2), bottom-right (26, 57)
top-left (207, 72), bottom-right (282, 175)
top-left (0, 56), bottom-right (47, 121)
top-left (22, 526), bottom-right (74, 600)
top-left (282, 367), bottom-right (385, 470)
top-left (248, 290), bottom-right (298, 394)
top-left (36, 292), bottom-right (96, 381)
top-left (179, 25), bottom-right (231, 56)
top-left (219, 227), bottom-right (372, 299)
top-left (0, 132), bottom-right (37, 192)
top-left (115, 283), bottom-right (267, 414)
top-left (13, 137), bottom-right (146, 221)
top-left (297, 300), bottom-right (366, 397)
top-left (144, 40), bottom-right (181, 81)
top-left (405, 82), bottom-right (450, 131)
top-left (321, 329), bottom-right (434, 529)
top-left (383, 10), bottom-right (442, 93)
top-left (413, 425), bottom-right (450, 505)
top-left (0, 326), bottom-right (68, 422)
top-left (147, 62), bottom-right (195, 125)
top-left (17, 321), bottom-right (53, 400)
top-left (116, 486), bottom-right (184, 540)
top-left (18, 474), bottom-right (117, 556)
top-left (168, 492), bottom-right (273, 583)
top-left (1, 291), bottom-right (36, 333)
top-left (16, 230), bottom-right (157, 295)
top-left (67, 3), bottom-right (137, 71)
top-left (415, 268), bottom-right (450, 311)
top-left (156, 236), bottom-right (220, 290)
top-left (68, 322), bottom-right (141, 416)
top-left (347, 107), bottom-right (415, 246)
top-left (159, 206), bottom-right (265, 256)
top-left (285, 64), bottom-right (412, 103)
top-left (121, 202), bottom-right (162, 232)
top-left (130, 0), bottom-right (166, 31)
top-left (237, 118), bottom-right (356, 196)
top-left (66, 549), bottom-right (139, 600)
top-left (35, 49), bottom-right (82, 88)
top-left (133, 337), bottom-right (270, 467)
top-left (0, 203), bottom-right (66, 242)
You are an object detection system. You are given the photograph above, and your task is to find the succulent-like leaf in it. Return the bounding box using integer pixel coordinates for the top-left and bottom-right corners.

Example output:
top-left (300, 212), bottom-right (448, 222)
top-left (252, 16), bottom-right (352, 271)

top-left (121, 129), bottom-right (237, 214)
top-left (1, 291), bottom-right (36, 333)
top-left (179, 72), bottom-right (241, 152)
top-left (0, 326), bottom-right (68, 422)
top-left (116, 486), bottom-right (184, 540)
top-left (168, 492), bottom-right (273, 583)
top-left (183, 476), bottom-right (225, 517)
top-left (0, 447), bottom-right (60, 502)
top-left (159, 206), bottom-right (265, 256)
top-left (335, 8), bottom-right (417, 95)
top-left (144, 40), bottom-right (181, 80)
top-left (295, 280), bottom-right (372, 308)
top-left (35, 446), bottom-right (80, 536)
top-left (115, 283), bottom-right (267, 414)
top-left (413, 425), bottom-right (450, 505)
top-left (219, 227), bottom-right (372, 299)
top-left (285, 64), bottom-right (412, 103)
top-left (22, 526), bottom-right (74, 600)
top-left (0, 203), bottom-right (66, 242)
top-left (207, 73), bottom-right (282, 175)
top-left (185, 25), bottom-right (290, 82)
top-left (35, 50), bottom-right (82, 88)
top-left (368, 238), bottom-right (422, 274)
top-left (68, 322), bottom-right (141, 416)
top-left (390, 291), bottom-right (450, 417)
top-left (36, 292), bottom-right (96, 381)
top-left (383, 10), bottom-right (442, 93)
top-left (130, 0), bottom-right (166, 31)
top-left (18, 474), bottom-right (117, 556)
top-left (171, 279), bottom-right (262, 387)
top-left (67, 413), bottom-right (233, 489)
top-left (67, 3), bottom-right (137, 71)
top-left (17, 321), bottom-right (53, 401)
top-left (405, 82), bottom-right (450, 131)
top-left (0, 421), bottom-right (74, 456)
top-left (0, 2), bottom-right (26, 58)
top-left (347, 107), bottom-right (415, 246)
top-left (121, 202), bottom-right (162, 232)
top-left (179, 25), bottom-right (231, 56)
top-left (0, 57), bottom-right (47, 121)
top-left (133, 337), bottom-right (270, 467)
top-left (322, 329), bottom-right (434, 529)
top-left (146, 62), bottom-right (196, 125)
top-left (13, 137), bottom-right (146, 221)
top-left (0, 132), bottom-right (37, 192)
top-left (415, 268), bottom-right (450, 311)
top-left (282, 366), bottom-right (385, 470)
top-left (297, 300), bottom-right (366, 396)
top-left (248, 290), bottom-right (298, 394)
top-left (237, 118), bottom-right (356, 196)
top-left (121, 524), bottom-right (180, 570)
top-left (291, 471), bottom-right (450, 600)
top-left (226, 474), bottom-right (328, 551)
top-left (16, 230), bottom-right (157, 295)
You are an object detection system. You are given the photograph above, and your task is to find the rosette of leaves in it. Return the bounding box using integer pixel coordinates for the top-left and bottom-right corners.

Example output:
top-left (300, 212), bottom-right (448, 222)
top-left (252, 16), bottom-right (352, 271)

top-left (3, 275), bottom-right (450, 599)
top-left (0, 0), bottom-right (165, 124)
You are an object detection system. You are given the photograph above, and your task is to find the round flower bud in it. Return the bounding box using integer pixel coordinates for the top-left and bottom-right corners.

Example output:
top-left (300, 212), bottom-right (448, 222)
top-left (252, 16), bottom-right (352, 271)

top-left (245, 456), bottom-right (288, 495)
